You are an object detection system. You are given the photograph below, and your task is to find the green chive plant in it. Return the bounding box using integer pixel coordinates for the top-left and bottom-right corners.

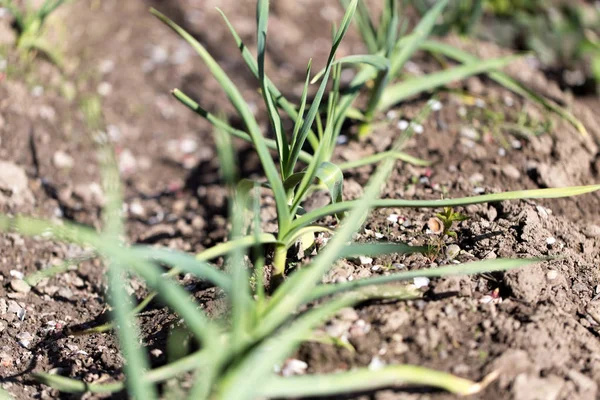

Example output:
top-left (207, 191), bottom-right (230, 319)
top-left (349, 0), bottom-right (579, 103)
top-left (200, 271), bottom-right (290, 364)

top-left (0, 0), bottom-right (66, 66)
top-left (151, 0), bottom-right (596, 281)
top-left (337, 0), bottom-right (588, 136)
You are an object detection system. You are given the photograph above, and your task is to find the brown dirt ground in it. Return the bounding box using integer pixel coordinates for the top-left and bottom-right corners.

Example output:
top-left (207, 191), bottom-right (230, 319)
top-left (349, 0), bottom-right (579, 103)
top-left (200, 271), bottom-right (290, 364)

top-left (1, 1), bottom-right (600, 399)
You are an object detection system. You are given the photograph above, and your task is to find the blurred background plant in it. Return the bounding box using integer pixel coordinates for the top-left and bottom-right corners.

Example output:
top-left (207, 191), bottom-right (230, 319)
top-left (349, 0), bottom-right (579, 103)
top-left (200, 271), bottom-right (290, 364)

top-left (0, 0), bottom-right (67, 66)
top-left (411, 0), bottom-right (600, 95)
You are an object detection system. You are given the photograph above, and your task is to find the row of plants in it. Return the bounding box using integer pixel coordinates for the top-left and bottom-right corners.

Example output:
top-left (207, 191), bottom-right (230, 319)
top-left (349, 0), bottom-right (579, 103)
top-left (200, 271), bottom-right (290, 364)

top-left (1, 0), bottom-right (599, 398)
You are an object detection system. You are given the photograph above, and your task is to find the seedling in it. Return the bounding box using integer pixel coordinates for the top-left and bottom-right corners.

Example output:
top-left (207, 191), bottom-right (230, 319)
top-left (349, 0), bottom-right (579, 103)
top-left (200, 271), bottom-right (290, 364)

top-left (0, 0), bottom-right (67, 66)
top-left (337, 0), bottom-right (588, 137)
top-left (434, 207), bottom-right (470, 238)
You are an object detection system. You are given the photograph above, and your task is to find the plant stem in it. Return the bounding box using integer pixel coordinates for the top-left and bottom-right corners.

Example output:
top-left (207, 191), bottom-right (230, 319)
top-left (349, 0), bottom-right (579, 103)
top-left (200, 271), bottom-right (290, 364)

top-left (272, 243), bottom-right (287, 276)
top-left (358, 69), bottom-right (389, 138)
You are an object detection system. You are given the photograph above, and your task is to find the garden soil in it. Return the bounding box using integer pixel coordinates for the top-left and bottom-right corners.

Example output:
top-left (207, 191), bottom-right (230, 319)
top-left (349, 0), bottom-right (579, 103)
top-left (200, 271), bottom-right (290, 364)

top-left (2, 1), bottom-right (600, 399)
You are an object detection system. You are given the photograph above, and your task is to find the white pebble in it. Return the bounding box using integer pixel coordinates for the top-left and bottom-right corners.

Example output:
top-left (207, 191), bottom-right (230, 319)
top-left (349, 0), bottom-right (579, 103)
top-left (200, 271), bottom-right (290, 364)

top-left (546, 237), bottom-right (556, 245)
top-left (97, 82), bottom-right (113, 96)
top-left (546, 270), bottom-right (558, 280)
top-left (387, 214), bottom-right (399, 224)
top-left (359, 256), bottom-right (373, 265)
top-left (368, 356), bottom-right (386, 371)
top-left (10, 270), bottom-right (24, 280)
top-left (53, 151), bottom-right (74, 169)
top-left (281, 359), bottom-right (308, 377)
top-left (413, 277), bottom-right (430, 288)
top-left (397, 120), bottom-right (409, 130)
top-left (428, 99), bottom-right (443, 111)
top-left (411, 123), bottom-right (424, 134)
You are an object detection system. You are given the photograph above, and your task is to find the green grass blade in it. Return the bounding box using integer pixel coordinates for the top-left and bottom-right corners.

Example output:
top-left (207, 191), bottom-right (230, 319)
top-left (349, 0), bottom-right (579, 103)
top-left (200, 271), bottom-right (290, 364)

top-left (131, 247), bottom-right (233, 291)
top-left (311, 54), bottom-right (389, 84)
top-left (261, 365), bottom-right (495, 397)
top-left (315, 161), bottom-right (344, 204)
top-left (288, 184), bottom-right (600, 234)
top-left (196, 233), bottom-right (278, 261)
top-left (216, 296), bottom-right (355, 400)
top-left (171, 89), bottom-right (314, 164)
top-left (338, 150), bottom-right (431, 170)
top-left (338, 242), bottom-right (426, 259)
top-left (307, 258), bottom-right (540, 301)
top-left (389, 0), bottom-right (447, 78)
top-left (105, 259), bottom-right (157, 399)
top-left (216, 8), bottom-right (320, 151)
top-left (257, 0), bottom-right (289, 174)
top-left (25, 253), bottom-right (95, 286)
top-left (34, 349), bottom-right (211, 395)
top-left (286, 0), bottom-right (358, 177)
top-left (96, 130), bottom-right (156, 399)
top-left (282, 226), bottom-right (333, 250)
top-left (341, 0), bottom-right (378, 53)
top-left (150, 8), bottom-right (291, 233)
top-left (291, 60), bottom-right (313, 156)
top-left (378, 55), bottom-right (519, 111)
top-left (420, 40), bottom-right (588, 136)
top-left (33, 373), bottom-right (124, 394)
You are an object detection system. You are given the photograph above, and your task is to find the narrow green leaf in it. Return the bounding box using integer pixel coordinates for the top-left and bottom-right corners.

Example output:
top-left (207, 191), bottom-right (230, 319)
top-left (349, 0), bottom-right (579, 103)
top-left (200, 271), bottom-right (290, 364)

top-left (315, 161), bottom-right (344, 204)
top-left (338, 150), bottom-right (431, 170)
top-left (389, 0), bottom-right (448, 78)
top-left (216, 8), bottom-right (320, 151)
top-left (286, 0), bottom-right (358, 177)
top-left (420, 40), bottom-right (588, 136)
top-left (171, 89), bottom-right (314, 164)
top-left (256, 0), bottom-right (289, 173)
top-left (217, 296), bottom-right (355, 400)
top-left (261, 365), bottom-right (496, 397)
top-left (311, 54), bottom-right (389, 84)
top-left (338, 242), bottom-right (426, 259)
top-left (379, 55), bottom-right (519, 111)
top-left (307, 258), bottom-right (540, 301)
top-left (289, 184), bottom-right (600, 234)
top-left (150, 8), bottom-right (291, 233)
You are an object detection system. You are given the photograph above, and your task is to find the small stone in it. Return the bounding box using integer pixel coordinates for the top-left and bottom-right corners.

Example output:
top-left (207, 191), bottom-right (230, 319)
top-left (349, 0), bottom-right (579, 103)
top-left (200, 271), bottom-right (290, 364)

top-left (53, 151), bottom-right (74, 169)
top-left (16, 332), bottom-right (33, 349)
top-left (0, 321), bottom-right (5, 332)
top-left (118, 149), bottom-right (137, 175)
top-left (413, 277), bottom-right (430, 288)
top-left (281, 359), bottom-right (308, 377)
top-left (584, 225), bottom-right (600, 238)
top-left (546, 237), bottom-right (556, 245)
top-left (10, 279), bottom-right (30, 294)
top-left (469, 173), bottom-right (484, 184)
top-left (358, 256), bottom-right (373, 265)
top-left (128, 201), bottom-right (145, 217)
top-left (546, 270), bottom-right (559, 281)
top-left (368, 356), bottom-right (386, 371)
top-left (502, 164), bottom-right (521, 180)
top-left (460, 126), bottom-right (480, 141)
top-left (57, 287), bottom-right (73, 300)
top-left (97, 82), bottom-right (112, 96)
top-left (387, 214), bottom-right (399, 224)
top-left (7, 300), bottom-right (22, 315)
top-left (397, 120), bottom-right (409, 130)
top-left (411, 123), bottom-right (424, 134)
top-left (445, 244), bottom-right (460, 260)
top-left (9, 270), bottom-right (24, 280)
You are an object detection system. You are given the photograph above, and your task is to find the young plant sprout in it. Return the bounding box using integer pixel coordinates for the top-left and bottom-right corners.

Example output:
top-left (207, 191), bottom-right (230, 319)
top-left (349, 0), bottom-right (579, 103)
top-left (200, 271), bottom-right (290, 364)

top-left (151, 0), bottom-right (600, 281)
top-left (337, 0), bottom-right (587, 137)
top-left (0, 0), bottom-right (67, 66)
